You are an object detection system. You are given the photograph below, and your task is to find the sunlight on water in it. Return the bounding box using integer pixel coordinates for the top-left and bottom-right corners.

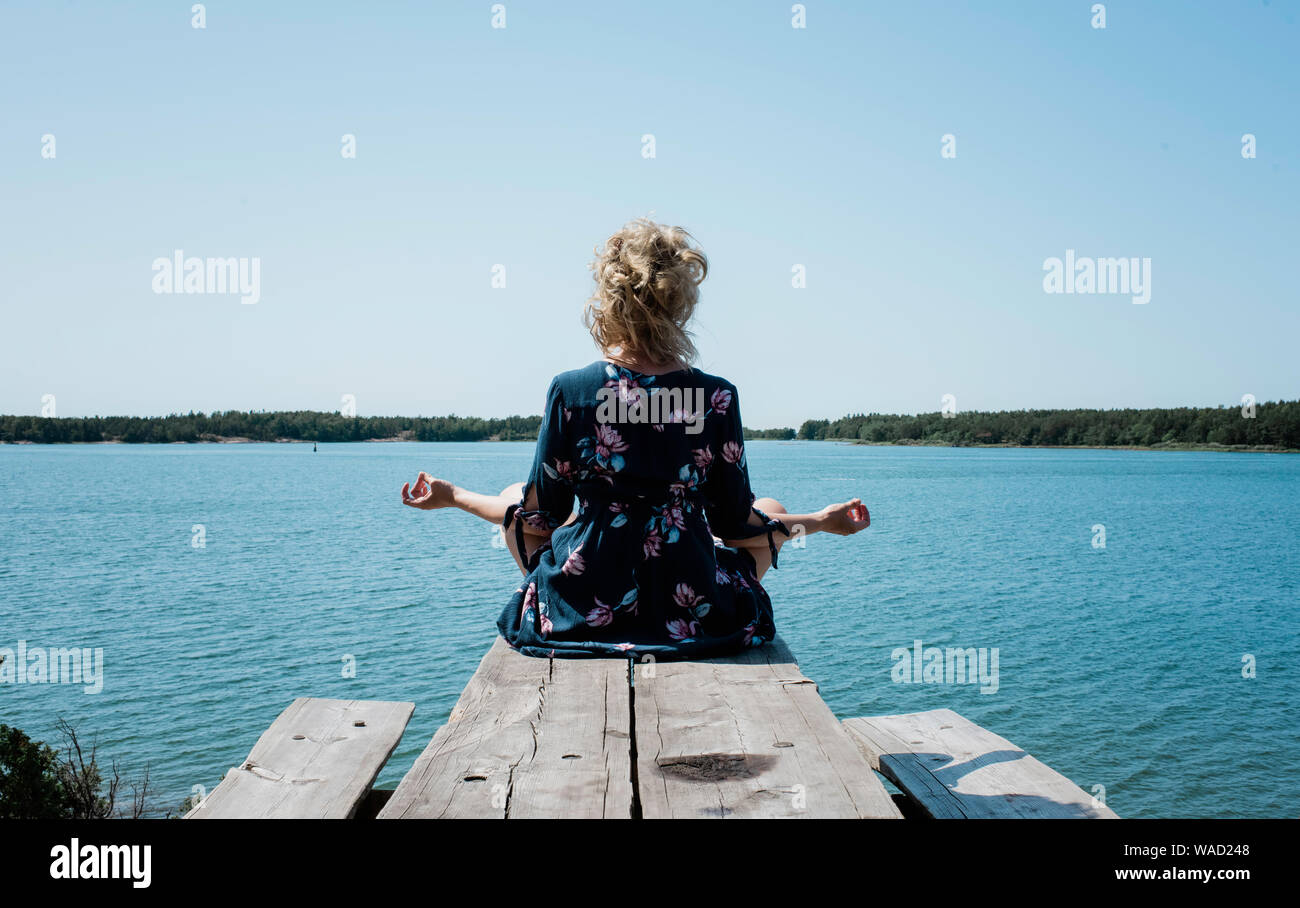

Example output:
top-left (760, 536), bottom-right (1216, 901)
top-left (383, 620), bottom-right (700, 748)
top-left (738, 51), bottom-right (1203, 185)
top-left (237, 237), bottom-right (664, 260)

top-left (1, 442), bottom-right (1296, 817)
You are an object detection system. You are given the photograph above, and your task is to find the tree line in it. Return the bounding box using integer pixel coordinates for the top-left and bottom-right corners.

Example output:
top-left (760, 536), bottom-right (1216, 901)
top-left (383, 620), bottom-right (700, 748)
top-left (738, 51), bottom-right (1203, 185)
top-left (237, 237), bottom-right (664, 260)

top-left (742, 426), bottom-right (797, 440)
top-left (2, 401), bottom-right (1297, 449)
top-left (793, 401), bottom-right (1300, 450)
top-left (0, 411), bottom-right (543, 444)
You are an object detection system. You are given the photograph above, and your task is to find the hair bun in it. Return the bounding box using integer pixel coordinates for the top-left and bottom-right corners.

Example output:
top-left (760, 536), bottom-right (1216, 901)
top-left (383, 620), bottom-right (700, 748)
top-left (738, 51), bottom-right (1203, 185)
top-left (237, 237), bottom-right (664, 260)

top-left (583, 218), bottom-right (707, 365)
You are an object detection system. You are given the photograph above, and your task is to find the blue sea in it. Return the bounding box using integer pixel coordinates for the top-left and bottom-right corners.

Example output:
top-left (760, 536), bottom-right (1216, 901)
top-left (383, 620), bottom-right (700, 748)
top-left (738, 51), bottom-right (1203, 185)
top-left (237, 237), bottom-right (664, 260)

top-left (1, 442), bottom-right (1296, 818)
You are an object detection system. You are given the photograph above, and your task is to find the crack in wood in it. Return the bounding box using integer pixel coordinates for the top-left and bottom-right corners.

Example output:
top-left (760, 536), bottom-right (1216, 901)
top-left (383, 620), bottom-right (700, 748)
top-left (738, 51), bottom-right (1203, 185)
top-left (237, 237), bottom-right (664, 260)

top-left (626, 657), bottom-right (642, 819)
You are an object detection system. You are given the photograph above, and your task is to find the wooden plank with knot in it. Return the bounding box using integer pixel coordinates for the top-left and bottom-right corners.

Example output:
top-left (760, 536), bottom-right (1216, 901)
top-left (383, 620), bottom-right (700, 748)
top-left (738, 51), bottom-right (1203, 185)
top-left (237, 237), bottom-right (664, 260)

top-left (632, 638), bottom-right (903, 819)
top-left (187, 698), bottom-right (413, 819)
top-left (378, 639), bottom-right (632, 818)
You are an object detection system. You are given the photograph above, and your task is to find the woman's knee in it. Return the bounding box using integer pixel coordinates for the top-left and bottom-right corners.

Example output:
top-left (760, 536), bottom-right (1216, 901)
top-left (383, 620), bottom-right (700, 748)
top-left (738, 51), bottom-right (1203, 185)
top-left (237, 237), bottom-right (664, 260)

top-left (497, 481), bottom-right (529, 575)
top-left (753, 498), bottom-right (791, 555)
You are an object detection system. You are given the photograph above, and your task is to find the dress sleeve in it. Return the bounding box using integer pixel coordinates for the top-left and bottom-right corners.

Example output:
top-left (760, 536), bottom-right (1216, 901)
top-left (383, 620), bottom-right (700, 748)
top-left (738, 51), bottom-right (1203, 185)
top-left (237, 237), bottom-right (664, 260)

top-left (505, 378), bottom-right (574, 558)
top-left (703, 384), bottom-right (789, 566)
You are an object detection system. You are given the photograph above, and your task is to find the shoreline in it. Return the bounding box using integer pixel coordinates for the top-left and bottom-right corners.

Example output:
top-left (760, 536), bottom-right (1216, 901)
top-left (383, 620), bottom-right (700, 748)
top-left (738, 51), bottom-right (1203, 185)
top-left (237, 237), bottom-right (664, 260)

top-left (842, 440), bottom-right (1298, 454)
top-left (2, 437), bottom-right (1295, 453)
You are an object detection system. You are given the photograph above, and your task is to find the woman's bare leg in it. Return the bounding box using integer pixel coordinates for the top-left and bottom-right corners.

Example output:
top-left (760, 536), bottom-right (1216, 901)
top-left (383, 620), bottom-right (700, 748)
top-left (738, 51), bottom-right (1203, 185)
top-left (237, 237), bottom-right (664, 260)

top-left (401, 473), bottom-right (574, 576)
top-left (721, 497), bottom-right (870, 580)
top-left (491, 481), bottom-right (577, 574)
top-left (494, 482), bottom-right (538, 574)
top-left (738, 497), bottom-right (787, 579)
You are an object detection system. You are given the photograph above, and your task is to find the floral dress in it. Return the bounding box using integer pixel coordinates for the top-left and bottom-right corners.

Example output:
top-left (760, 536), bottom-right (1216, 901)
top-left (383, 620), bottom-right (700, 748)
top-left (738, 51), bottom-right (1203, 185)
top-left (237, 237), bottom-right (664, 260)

top-left (497, 361), bottom-right (788, 660)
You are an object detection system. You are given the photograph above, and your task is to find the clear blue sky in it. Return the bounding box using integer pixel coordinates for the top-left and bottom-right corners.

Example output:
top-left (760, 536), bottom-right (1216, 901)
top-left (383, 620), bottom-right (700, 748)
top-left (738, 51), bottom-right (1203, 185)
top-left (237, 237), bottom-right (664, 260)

top-left (2, 1), bottom-right (1296, 427)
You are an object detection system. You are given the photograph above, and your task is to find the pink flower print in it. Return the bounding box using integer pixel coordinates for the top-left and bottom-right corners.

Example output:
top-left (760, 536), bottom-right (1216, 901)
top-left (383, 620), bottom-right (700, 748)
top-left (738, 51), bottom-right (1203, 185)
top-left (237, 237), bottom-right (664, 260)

top-left (613, 376), bottom-right (645, 405)
top-left (553, 460), bottom-right (573, 480)
top-left (561, 547), bottom-right (586, 576)
top-left (710, 388), bottom-right (732, 415)
top-left (595, 423), bottom-right (628, 455)
top-left (722, 441), bottom-right (744, 464)
top-left (563, 407), bottom-right (572, 422)
top-left (520, 582), bottom-right (538, 622)
top-left (692, 445), bottom-right (713, 469)
top-left (643, 527), bottom-right (662, 559)
top-left (538, 601), bottom-right (553, 637)
top-left (664, 506), bottom-right (687, 532)
top-left (587, 598), bottom-right (613, 627)
top-left (614, 642), bottom-right (636, 652)
top-left (592, 423), bottom-right (629, 472)
top-left (715, 565), bottom-right (731, 585)
top-left (673, 583), bottom-right (703, 609)
top-left (742, 622), bottom-right (757, 646)
top-left (666, 618), bottom-right (701, 642)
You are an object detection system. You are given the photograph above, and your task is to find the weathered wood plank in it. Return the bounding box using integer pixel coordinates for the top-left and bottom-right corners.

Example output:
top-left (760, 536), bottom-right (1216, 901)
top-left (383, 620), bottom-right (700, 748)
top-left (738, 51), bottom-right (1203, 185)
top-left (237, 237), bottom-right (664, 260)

top-left (633, 637), bottom-right (903, 819)
top-left (506, 655), bottom-right (633, 818)
top-left (842, 708), bottom-right (1119, 818)
top-left (187, 698), bottom-right (414, 819)
top-left (378, 639), bottom-right (632, 818)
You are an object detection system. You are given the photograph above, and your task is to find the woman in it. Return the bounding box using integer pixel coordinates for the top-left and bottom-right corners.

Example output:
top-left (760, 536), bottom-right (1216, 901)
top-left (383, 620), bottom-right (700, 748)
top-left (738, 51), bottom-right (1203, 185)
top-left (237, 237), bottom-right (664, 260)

top-left (401, 218), bottom-right (870, 659)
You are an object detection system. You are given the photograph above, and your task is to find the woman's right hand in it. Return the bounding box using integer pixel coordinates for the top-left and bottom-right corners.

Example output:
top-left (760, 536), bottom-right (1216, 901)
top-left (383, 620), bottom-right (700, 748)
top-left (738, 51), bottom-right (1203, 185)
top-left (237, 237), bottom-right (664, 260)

top-left (401, 472), bottom-right (456, 510)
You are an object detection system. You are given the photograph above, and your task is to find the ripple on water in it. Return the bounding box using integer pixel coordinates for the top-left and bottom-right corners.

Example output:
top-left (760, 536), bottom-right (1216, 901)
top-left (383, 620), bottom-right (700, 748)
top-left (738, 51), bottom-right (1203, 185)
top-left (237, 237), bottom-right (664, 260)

top-left (2, 442), bottom-right (1297, 817)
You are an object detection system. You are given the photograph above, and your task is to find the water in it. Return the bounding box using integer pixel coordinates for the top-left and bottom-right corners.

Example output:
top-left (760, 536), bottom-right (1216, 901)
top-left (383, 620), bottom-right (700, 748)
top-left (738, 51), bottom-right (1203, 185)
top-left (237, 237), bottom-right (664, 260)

top-left (1, 442), bottom-right (1296, 818)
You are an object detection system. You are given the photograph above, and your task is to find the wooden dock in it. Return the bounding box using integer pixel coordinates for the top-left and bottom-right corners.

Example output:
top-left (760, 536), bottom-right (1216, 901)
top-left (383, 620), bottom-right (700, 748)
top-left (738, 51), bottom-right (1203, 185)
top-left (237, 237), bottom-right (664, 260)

top-left (187, 638), bottom-right (1114, 819)
top-left (843, 709), bottom-right (1118, 818)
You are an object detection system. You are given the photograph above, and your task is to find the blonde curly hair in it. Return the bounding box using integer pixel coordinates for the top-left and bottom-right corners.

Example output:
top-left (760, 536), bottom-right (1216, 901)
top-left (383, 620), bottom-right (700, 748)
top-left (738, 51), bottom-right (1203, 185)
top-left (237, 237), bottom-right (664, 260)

top-left (583, 218), bottom-right (708, 366)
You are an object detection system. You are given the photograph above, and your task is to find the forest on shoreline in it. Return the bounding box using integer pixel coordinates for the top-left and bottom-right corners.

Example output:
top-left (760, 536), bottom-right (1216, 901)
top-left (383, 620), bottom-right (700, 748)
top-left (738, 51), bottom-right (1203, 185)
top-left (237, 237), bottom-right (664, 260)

top-left (793, 401), bottom-right (1300, 450)
top-left (1, 401), bottom-right (1297, 450)
top-left (0, 411), bottom-right (542, 444)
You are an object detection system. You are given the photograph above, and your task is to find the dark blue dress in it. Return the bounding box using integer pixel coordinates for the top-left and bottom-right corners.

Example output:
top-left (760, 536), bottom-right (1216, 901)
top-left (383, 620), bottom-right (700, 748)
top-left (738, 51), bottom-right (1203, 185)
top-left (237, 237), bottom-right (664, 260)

top-left (497, 361), bottom-right (787, 659)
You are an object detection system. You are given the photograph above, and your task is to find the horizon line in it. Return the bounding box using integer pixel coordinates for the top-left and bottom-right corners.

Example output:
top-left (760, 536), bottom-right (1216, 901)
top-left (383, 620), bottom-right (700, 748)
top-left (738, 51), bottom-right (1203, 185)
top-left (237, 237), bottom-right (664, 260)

top-left (3, 398), bottom-right (1296, 427)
